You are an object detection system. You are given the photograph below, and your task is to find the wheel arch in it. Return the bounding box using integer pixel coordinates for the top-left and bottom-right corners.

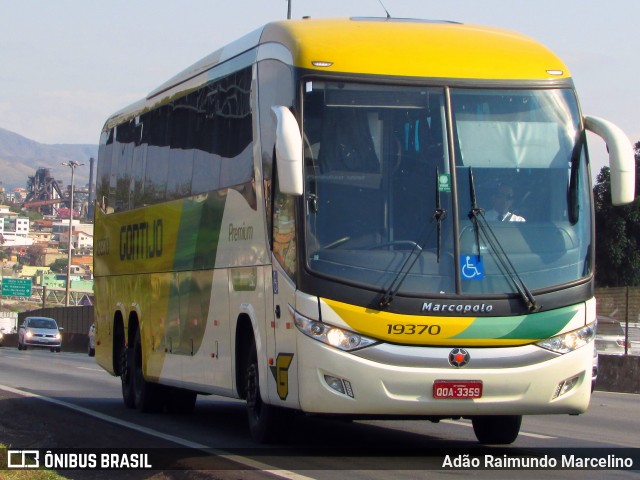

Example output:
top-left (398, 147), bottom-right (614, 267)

top-left (113, 309), bottom-right (140, 376)
top-left (126, 311), bottom-right (140, 349)
top-left (112, 310), bottom-right (125, 376)
top-left (235, 313), bottom-right (255, 399)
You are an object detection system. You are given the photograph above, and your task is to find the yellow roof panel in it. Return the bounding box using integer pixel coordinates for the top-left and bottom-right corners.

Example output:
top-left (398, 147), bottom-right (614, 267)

top-left (261, 18), bottom-right (570, 80)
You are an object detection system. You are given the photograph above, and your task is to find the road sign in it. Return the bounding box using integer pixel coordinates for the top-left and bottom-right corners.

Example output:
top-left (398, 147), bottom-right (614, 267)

top-left (1, 278), bottom-right (32, 297)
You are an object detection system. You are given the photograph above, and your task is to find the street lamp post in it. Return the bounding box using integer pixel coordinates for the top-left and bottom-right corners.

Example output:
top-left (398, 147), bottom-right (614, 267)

top-left (61, 160), bottom-right (84, 306)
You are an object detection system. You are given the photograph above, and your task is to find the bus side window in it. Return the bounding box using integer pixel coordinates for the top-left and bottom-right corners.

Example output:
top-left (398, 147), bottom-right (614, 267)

top-left (313, 108), bottom-right (383, 247)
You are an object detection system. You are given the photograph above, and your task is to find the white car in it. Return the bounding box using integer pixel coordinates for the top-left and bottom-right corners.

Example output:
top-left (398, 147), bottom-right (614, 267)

top-left (88, 323), bottom-right (95, 357)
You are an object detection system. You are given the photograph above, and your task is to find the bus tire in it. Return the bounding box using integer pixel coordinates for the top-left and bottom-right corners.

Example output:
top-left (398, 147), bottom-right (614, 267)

top-left (246, 339), bottom-right (284, 443)
top-left (132, 329), bottom-right (163, 413)
top-left (121, 339), bottom-right (135, 409)
top-left (471, 415), bottom-right (522, 444)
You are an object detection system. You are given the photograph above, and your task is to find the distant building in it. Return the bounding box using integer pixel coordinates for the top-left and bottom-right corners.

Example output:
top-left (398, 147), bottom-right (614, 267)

top-left (29, 230), bottom-right (52, 244)
top-left (0, 215), bottom-right (33, 247)
top-left (9, 188), bottom-right (27, 203)
top-left (19, 265), bottom-right (52, 284)
top-left (15, 218), bottom-right (29, 235)
top-left (52, 220), bottom-right (93, 238)
top-left (42, 248), bottom-right (66, 266)
top-left (58, 230), bottom-right (93, 251)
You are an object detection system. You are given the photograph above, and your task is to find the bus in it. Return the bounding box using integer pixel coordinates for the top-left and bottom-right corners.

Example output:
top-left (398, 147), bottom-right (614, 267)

top-left (93, 17), bottom-right (635, 444)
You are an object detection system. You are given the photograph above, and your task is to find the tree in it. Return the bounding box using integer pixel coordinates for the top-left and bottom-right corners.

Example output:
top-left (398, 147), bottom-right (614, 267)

top-left (48, 258), bottom-right (68, 274)
top-left (593, 141), bottom-right (640, 286)
top-left (25, 244), bottom-right (46, 266)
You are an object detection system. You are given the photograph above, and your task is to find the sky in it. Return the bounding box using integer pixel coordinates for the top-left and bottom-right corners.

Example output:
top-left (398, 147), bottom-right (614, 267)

top-left (1, 0), bottom-right (638, 176)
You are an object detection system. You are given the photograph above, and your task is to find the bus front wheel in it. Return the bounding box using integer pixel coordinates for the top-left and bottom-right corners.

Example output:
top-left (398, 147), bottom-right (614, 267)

top-left (471, 415), bottom-right (522, 444)
top-left (246, 339), bottom-right (285, 443)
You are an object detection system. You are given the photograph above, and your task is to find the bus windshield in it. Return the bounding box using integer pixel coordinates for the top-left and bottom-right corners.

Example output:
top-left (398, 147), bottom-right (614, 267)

top-left (303, 81), bottom-right (591, 297)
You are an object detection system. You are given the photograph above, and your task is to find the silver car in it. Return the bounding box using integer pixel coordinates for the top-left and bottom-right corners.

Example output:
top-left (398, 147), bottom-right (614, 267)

top-left (595, 316), bottom-right (628, 355)
top-left (18, 316), bottom-right (63, 352)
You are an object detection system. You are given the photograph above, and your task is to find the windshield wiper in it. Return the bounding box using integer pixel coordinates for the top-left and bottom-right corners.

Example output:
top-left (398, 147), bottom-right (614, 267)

top-left (379, 173), bottom-right (446, 309)
top-left (467, 168), bottom-right (538, 312)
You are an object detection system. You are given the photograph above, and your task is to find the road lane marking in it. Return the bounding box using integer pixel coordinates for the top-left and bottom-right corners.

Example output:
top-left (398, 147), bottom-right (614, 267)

top-left (0, 383), bottom-right (314, 480)
top-left (442, 419), bottom-right (556, 439)
top-left (76, 367), bottom-right (103, 372)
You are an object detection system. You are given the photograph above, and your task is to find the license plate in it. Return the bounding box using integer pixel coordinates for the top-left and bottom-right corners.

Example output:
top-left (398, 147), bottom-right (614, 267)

top-left (433, 380), bottom-right (483, 399)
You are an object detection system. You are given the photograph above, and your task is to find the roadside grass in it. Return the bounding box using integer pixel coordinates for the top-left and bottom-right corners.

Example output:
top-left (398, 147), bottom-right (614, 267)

top-left (0, 444), bottom-right (67, 479)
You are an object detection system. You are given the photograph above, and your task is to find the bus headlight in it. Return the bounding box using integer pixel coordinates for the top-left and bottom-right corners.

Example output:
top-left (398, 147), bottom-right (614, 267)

top-left (536, 323), bottom-right (596, 354)
top-left (292, 308), bottom-right (378, 351)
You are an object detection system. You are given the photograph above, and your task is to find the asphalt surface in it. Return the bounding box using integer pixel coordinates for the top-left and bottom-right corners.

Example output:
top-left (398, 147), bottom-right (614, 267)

top-left (0, 390), bottom-right (274, 480)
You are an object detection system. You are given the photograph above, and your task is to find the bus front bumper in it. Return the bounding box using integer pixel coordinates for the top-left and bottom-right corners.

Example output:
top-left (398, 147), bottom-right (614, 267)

top-left (296, 334), bottom-right (593, 417)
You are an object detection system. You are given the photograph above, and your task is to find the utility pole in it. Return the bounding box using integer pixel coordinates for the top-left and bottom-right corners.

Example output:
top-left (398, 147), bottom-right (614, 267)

top-left (61, 160), bottom-right (84, 307)
top-left (287, 0), bottom-right (291, 19)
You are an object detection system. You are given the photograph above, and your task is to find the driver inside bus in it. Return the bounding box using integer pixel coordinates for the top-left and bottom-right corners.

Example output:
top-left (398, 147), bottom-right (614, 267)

top-left (486, 184), bottom-right (525, 222)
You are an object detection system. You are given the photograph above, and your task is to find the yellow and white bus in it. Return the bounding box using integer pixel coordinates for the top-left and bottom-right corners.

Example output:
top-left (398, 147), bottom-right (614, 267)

top-left (94, 17), bottom-right (635, 444)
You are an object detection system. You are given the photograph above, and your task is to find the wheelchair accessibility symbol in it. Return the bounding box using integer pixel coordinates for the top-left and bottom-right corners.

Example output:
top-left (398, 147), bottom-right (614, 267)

top-left (460, 255), bottom-right (484, 280)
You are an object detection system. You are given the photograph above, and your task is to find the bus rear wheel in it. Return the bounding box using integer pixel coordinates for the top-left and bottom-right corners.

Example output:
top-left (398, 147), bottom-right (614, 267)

top-left (132, 329), bottom-right (163, 413)
top-left (471, 415), bottom-right (522, 444)
top-left (121, 337), bottom-right (135, 408)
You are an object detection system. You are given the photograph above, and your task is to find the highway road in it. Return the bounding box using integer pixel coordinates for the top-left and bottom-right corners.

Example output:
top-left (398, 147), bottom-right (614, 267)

top-left (0, 347), bottom-right (638, 479)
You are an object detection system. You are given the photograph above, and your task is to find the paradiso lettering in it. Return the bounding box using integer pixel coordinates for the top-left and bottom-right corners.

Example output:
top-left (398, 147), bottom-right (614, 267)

top-left (422, 302), bottom-right (493, 314)
top-left (119, 220), bottom-right (163, 261)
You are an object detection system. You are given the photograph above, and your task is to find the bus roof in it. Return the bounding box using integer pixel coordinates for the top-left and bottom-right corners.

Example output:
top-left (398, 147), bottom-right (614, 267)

top-left (108, 17), bottom-right (571, 128)
top-left (260, 17), bottom-right (570, 81)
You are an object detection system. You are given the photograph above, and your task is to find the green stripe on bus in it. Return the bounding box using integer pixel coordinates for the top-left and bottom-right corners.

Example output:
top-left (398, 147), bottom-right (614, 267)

top-left (451, 304), bottom-right (578, 340)
top-left (173, 192), bottom-right (227, 271)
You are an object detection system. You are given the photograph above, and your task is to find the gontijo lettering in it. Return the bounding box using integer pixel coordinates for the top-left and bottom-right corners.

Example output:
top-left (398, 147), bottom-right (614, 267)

top-left (95, 237), bottom-right (110, 256)
top-left (119, 220), bottom-right (163, 261)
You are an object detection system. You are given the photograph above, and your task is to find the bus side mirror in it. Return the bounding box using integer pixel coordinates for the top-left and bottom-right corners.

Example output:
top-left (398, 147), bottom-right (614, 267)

top-left (584, 115), bottom-right (636, 205)
top-left (272, 106), bottom-right (303, 196)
